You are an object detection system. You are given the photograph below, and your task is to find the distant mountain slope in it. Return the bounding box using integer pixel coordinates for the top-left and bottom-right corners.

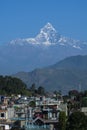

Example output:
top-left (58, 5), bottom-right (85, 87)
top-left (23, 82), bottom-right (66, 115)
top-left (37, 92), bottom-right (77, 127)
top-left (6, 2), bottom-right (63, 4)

top-left (0, 23), bottom-right (87, 74)
top-left (13, 55), bottom-right (87, 94)
top-left (52, 55), bottom-right (87, 70)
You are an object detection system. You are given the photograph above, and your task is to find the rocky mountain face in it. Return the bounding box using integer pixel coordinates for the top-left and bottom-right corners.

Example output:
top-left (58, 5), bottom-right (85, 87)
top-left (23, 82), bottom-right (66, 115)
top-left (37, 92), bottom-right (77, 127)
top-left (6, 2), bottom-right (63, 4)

top-left (0, 23), bottom-right (87, 74)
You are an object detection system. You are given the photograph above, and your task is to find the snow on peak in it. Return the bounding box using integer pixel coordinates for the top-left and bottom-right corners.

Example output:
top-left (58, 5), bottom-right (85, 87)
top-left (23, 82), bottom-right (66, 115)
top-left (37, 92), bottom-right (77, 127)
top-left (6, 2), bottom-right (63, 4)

top-left (9, 22), bottom-right (86, 49)
top-left (10, 22), bottom-right (60, 46)
top-left (41, 22), bottom-right (56, 32)
top-left (34, 22), bottom-right (60, 45)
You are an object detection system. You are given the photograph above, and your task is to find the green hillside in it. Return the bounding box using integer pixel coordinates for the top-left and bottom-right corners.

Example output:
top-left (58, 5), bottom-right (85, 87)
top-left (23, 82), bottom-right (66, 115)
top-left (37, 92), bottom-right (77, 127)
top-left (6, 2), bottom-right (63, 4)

top-left (0, 76), bottom-right (30, 96)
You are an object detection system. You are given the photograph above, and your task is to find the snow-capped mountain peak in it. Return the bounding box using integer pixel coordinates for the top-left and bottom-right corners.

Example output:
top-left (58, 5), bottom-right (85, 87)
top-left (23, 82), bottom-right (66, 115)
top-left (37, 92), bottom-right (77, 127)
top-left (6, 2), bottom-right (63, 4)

top-left (10, 22), bottom-right (61, 46)
top-left (34, 22), bottom-right (60, 45)
top-left (9, 22), bottom-right (87, 49)
top-left (41, 22), bottom-right (56, 32)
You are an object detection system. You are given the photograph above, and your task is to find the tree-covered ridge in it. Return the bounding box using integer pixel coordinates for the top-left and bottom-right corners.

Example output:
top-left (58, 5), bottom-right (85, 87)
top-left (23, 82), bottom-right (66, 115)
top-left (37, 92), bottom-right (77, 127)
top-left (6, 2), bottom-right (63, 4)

top-left (0, 76), bottom-right (46, 96)
top-left (0, 76), bottom-right (30, 95)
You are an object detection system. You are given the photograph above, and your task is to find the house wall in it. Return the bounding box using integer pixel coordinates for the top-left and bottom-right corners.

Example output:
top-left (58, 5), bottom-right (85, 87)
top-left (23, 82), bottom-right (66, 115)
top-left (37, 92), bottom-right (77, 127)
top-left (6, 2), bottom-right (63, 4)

top-left (81, 107), bottom-right (87, 115)
top-left (7, 108), bottom-right (15, 119)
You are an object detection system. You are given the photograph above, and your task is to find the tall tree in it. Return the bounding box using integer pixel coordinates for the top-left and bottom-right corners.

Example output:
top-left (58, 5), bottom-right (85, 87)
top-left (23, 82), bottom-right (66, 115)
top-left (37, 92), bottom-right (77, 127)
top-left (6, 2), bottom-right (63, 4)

top-left (81, 97), bottom-right (87, 107)
top-left (37, 86), bottom-right (45, 95)
top-left (59, 111), bottom-right (66, 130)
top-left (30, 83), bottom-right (36, 92)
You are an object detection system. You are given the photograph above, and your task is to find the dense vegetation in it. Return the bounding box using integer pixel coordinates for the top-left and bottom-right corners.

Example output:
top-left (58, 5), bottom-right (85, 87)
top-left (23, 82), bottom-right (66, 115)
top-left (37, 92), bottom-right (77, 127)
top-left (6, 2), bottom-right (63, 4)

top-left (0, 76), bottom-right (30, 96)
top-left (66, 111), bottom-right (87, 130)
top-left (59, 111), bottom-right (66, 130)
top-left (0, 76), bottom-right (46, 96)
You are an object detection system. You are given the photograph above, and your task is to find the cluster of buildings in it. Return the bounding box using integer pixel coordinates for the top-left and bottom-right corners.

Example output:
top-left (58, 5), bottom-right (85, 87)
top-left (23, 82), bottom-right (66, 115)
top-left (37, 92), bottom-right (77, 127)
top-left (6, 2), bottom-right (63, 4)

top-left (1, 92), bottom-right (87, 130)
top-left (0, 94), bottom-right (67, 130)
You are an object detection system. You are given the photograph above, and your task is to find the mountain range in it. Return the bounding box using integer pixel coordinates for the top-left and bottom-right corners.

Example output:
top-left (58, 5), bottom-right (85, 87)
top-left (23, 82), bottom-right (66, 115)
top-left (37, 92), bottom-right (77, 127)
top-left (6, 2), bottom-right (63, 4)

top-left (13, 55), bottom-right (87, 94)
top-left (0, 22), bottom-right (87, 74)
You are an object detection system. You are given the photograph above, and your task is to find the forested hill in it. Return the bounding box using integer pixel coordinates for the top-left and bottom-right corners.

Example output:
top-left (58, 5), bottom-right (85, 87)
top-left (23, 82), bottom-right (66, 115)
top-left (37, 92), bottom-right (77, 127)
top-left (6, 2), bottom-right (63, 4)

top-left (0, 76), bottom-right (30, 95)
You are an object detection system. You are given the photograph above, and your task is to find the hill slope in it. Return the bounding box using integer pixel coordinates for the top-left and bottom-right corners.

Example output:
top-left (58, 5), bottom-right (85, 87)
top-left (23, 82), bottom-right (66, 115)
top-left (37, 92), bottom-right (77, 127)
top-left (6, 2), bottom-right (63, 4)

top-left (13, 55), bottom-right (87, 94)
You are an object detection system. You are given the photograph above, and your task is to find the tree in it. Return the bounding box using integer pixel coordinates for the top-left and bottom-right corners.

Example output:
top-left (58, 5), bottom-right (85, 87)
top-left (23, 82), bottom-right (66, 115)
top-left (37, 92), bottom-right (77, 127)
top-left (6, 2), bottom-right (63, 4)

top-left (81, 97), bottom-right (87, 107)
top-left (30, 83), bottom-right (36, 92)
top-left (59, 111), bottom-right (66, 130)
top-left (68, 90), bottom-right (79, 98)
top-left (83, 90), bottom-right (87, 97)
top-left (66, 111), bottom-right (87, 130)
top-left (37, 86), bottom-right (45, 95)
top-left (0, 76), bottom-right (30, 96)
top-left (29, 100), bottom-right (36, 108)
top-left (54, 90), bottom-right (62, 99)
top-left (30, 83), bottom-right (37, 96)
top-left (11, 120), bottom-right (21, 130)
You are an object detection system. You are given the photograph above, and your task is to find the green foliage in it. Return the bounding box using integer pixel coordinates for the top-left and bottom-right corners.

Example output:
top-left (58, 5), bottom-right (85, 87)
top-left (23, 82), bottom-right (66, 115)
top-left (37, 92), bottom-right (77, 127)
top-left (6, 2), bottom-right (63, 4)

top-left (29, 84), bottom-right (46, 96)
top-left (29, 101), bottom-right (36, 107)
top-left (11, 120), bottom-right (21, 130)
top-left (59, 111), bottom-right (66, 130)
top-left (30, 83), bottom-right (36, 92)
top-left (83, 90), bottom-right (87, 97)
top-left (81, 97), bottom-right (87, 107)
top-left (66, 111), bottom-right (87, 130)
top-left (30, 83), bottom-right (37, 96)
top-left (37, 86), bottom-right (45, 95)
top-left (68, 90), bottom-right (79, 97)
top-left (0, 76), bottom-right (31, 96)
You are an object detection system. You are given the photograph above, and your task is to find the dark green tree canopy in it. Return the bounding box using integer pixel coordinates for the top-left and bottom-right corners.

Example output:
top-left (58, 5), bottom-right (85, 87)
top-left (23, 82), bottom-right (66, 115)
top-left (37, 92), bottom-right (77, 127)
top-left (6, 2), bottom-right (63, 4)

top-left (37, 86), bottom-right (45, 95)
top-left (81, 97), bottom-right (87, 107)
top-left (67, 111), bottom-right (87, 130)
top-left (0, 76), bottom-right (30, 95)
top-left (59, 111), bottom-right (66, 130)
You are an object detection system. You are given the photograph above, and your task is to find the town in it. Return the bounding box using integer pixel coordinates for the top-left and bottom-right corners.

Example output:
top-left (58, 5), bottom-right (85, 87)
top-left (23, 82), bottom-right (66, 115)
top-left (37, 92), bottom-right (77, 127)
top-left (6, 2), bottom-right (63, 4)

top-left (0, 79), bottom-right (87, 130)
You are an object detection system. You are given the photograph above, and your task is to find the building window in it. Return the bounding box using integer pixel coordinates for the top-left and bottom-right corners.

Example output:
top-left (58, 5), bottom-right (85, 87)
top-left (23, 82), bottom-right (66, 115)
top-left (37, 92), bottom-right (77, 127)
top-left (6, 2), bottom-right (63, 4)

top-left (1, 113), bottom-right (5, 117)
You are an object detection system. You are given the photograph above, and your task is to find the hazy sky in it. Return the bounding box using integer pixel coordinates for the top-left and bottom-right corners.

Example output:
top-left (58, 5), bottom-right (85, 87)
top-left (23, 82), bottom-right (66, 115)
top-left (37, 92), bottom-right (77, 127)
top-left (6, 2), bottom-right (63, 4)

top-left (0, 0), bottom-right (87, 44)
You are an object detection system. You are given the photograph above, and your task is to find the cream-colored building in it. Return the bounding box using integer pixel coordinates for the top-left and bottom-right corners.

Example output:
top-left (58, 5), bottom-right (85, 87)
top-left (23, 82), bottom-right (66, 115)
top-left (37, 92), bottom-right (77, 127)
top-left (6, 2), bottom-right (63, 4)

top-left (81, 107), bottom-right (87, 115)
top-left (0, 107), bottom-right (14, 121)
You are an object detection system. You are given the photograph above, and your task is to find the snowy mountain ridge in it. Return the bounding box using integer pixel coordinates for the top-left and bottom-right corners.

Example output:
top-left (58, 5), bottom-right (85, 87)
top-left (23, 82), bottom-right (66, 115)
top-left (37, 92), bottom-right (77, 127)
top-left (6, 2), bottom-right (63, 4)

top-left (10, 22), bottom-right (87, 49)
top-left (1, 22), bottom-right (87, 74)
